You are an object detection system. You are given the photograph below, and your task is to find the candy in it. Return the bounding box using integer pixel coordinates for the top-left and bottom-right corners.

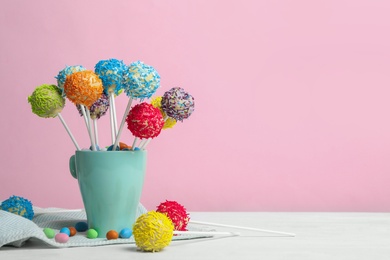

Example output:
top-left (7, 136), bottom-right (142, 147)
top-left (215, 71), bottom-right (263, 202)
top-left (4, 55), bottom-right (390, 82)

top-left (123, 61), bottom-right (160, 99)
top-left (161, 87), bottom-right (195, 121)
top-left (75, 221), bottom-right (88, 232)
top-left (126, 103), bottom-right (164, 139)
top-left (119, 142), bottom-right (129, 150)
top-left (107, 144), bottom-right (120, 151)
top-left (60, 227), bottom-right (70, 236)
top-left (86, 228), bottom-right (98, 239)
top-left (28, 84), bottom-right (65, 118)
top-left (69, 227), bottom-right (77, 236)
top-left (133, 211), bottom-right (174, 252)
top-left (76, 93), bottom-right (109, 120)
top-left (119, 228), bottom-right (132, 239)
top-left (0, 195), bottom-right (34, 220)
top-left (106, 230), bottom-right (119, 240)
top-left (156, 200), bottom-right (190, 231)
top-left (43, 228), bottom-right (55, 239)
top-left (55, 65), bottom-right (86, 92)
top-left (95, 59), bottom-right (127, 95)
top-left (150, 96), bottom-right (177, 129)
top-left (55, 233), bottom-right (69, 243)
top-left (64, 70), bottom-right (103, 107)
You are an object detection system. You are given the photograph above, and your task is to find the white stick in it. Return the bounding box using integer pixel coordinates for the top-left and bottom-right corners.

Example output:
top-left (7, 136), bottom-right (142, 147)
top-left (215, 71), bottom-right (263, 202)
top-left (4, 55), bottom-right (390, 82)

top-left (131, 137), bottom-right (138, 150)
top-left (190, 220), bottom-right (295, 237)
top-left (93, 119), bottom-right (99, 147)
top-left (109, 94), bottom-right (115, 144)
top-left (81, 106), bottom-right (96, 151)
top-left (113, 98), bottom-right (133, 150)
top-left (111, 94), bottom-right (118, 136)
top-left (140, 138), bottom-right (152, 150)
top-left (173, 230), bottom-right (239, 236)
top-left (57, 113), bottom-right (80, 150)
top-left (80, 105), bottom-right (90, 129)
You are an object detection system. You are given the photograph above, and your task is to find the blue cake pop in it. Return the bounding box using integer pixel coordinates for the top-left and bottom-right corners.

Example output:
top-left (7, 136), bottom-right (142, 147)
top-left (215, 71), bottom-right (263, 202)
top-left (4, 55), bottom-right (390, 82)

top-left (0, 195), bottom-right (34, 220)
top-left (55, 65), bottom-right (86, 93)
top-left (123, 61), bottom-right (160, 100)
top-left (95, 58), bottom-right (127, 95)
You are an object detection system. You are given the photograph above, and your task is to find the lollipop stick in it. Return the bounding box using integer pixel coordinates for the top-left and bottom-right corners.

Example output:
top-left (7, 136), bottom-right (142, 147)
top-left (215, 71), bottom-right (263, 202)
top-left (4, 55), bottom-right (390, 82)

top-left (57, 113), bottom-right (80, 150)
top-left (131, 137), bottom-right (138, 150)
top-left (110, 94), bottom-right (118, 135)
top-left (80, 105), bottom-right (90, 129)
top-left (113, 98), bottom-right (133, 150)
top-left (140, 138), bottom-right (151, 150)
top-left (93, 118), bottom-right (99, 146)
top-left (81, 106), bottom-right (96, 151)
top-left (190, 220), bottom-right (295, 237)
top-left (173, 230), bottom-right (239, 236)
top-left (109, 94), bottom-right (115, 144)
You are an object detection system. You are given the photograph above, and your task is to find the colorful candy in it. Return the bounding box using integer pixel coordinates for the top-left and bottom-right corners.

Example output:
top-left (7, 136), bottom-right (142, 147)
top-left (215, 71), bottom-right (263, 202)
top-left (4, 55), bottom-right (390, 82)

top-left (55, 65), bottom-right (86, 92)
top-left (60, 227), bottom-right (71, 236)
top-left (63, 70), bottom-right (103, 107)
top-left (123, 61), bottom-right (160, 99)
top-left (150, 96), bottom-right (177, 129)
top-left (43, 228), bottom-right (55, 239)
top-left (69, 227), bottom-right (77, 236)
top-left (0, 195), bottom-right (34, 220)
top-left (106, 230), bottom-right (119, 240)
top-left (28, 84), bottom-right (65, 118)
top-left (156, 200), bottom-right (190, 231)
top-left (86, 228), bottom-right (98, 239)
top-left (75, 221), bottom-right (88, 232)
top-left (55, 233), bottom-right (69, 243)
top-left (95, 59), bottom-right (127, 95)
top-left (76, 93), bottom-right (110, 119)
top-left (119, 228), bottom-right (132, 238)
top-left (126, 103), bottom-right (164, 139)
top-left (161, 87), bottom-right (195, 121)
top-left (133, 211), bottom-right (174, 252)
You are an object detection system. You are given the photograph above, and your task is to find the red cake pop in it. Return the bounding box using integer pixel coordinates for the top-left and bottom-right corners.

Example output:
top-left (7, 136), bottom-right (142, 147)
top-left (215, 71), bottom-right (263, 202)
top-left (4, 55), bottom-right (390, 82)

top-left (156, 200), bottom-right (190, 231)
top-left (126, 103), bottom-right (164, 139)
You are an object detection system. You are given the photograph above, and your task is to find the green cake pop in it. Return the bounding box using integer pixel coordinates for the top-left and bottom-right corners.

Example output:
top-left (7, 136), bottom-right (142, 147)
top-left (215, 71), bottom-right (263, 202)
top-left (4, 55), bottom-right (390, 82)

top-left (28, 84), bottom-right (65, 118)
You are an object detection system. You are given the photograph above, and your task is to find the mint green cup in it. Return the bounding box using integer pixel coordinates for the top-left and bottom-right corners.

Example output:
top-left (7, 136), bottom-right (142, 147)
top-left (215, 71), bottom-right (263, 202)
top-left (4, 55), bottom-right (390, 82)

top-left (69, 150), bottom-right (146, 238)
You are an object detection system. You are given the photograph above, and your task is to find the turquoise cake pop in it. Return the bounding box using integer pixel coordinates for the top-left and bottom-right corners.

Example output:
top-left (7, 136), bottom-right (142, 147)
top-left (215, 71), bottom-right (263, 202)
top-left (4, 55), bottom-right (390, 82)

top-left (94, 58), bottom-right (127, 95)
top-left (55, 65), bottom-right (86, 94)
top-left (0, 195), bottom-right (34, 220)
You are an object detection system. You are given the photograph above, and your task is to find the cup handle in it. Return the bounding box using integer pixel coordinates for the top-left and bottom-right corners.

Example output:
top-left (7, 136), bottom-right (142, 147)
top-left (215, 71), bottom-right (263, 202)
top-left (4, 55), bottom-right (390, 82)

top-left (69, 155), bottom-right (77, 179)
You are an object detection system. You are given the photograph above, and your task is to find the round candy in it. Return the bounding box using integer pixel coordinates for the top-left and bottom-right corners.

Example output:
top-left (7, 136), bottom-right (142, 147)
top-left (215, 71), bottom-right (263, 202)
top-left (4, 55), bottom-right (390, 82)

top-left (64, 70), bottom-right (103, 107)
top-left (106, 230), bottom-right (119, 240)
top-left (76, 93), bottom-right (109, 120)
top-left (75, 221), bottom-right (88, 232)
top-left (119, 228), bottom-right (132, 239)
top-left (133, 211), bottom-right (174, 252)
top-left (156, 200), bottom-right (190, 231)
top-left (55, 233), bottom-right (69, 243)
top-left (43, 228), bottom-right (55, 239)
top-left (0, 195), bottom-right (34, 220)
top-left (119, 142), bottom-right (129, 150)
top-left (107, 144), bottom-right (120, 151)
top-left (126, 103), bottom-right (164, 139)
top-left (123, 61), bottom-right (160, 100)
top-left (86, 228), bottom-right (98, 239)
top-left (55, 65), bottom-right (86, 91)
top-left (150, 96), bottom-right (177, 129)
top-left (161, 87), bottom-right (195, 121)
top-left (68, 227), bottom-right (77, 237)
top-left (28, 84), bottom-right (65, 118)
top-left (95, 58), bottom-right (127, 95)
top-left (60, 227), bottom-right (70, 236)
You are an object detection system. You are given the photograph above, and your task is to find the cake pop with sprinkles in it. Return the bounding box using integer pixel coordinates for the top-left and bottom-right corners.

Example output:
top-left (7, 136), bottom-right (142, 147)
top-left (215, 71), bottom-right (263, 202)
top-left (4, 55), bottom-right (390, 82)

top-left (161, 87), bottom-right (195, 121)
top-left (133, 211), bottom-right (174, 252)
top-left (95, 58), bottom-right (127, 95)
top-left (150, 96), bottom-right (177, 129)
top-left (76, 93), bottom-right (109, 120)
top-left (63, 70), bottom-right (103, 108)
top-left (55, 65), bottom-right (86, 94)
top-left (123, 61), bottom-right (160, 100)
top-left (156, 200), bottom-right (190, 231)
top-left (0, 195), bottom-right (34, 220)
top-left (126, 103), bottom-right (164, 139)
top-left (28, 84), bottom-right (65, 118)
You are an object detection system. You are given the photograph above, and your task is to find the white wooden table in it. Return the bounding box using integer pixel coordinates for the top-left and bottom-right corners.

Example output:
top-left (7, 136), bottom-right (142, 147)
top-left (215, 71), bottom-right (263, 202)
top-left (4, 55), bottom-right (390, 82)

top-left (1, 212), bottom-right (389, 259)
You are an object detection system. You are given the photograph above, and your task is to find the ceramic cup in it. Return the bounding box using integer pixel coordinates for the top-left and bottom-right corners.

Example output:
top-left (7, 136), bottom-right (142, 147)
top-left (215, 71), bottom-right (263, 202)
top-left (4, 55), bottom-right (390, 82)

top-left (69, 150), bottom-right (146, 238)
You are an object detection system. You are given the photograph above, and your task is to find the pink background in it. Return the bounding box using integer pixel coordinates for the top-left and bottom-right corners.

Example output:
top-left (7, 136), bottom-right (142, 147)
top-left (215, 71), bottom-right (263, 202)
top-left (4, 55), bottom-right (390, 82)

top-left (1, 0), bottom-right (390, 211)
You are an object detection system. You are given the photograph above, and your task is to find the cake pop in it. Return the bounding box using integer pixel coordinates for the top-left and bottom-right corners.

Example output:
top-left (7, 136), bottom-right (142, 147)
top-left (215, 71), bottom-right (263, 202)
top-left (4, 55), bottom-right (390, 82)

top-left (76, 93), bottom-right (109, 119)
top-left (156, 200), bottom-right (190, 231)
top-left (126, 103), bottom-right (164, 139)
top-left (133, 211), bottom-right (174, 252)
top-left (0, 195), bottom-right (34, 220)
top-left (150, 96), bottom-right (177, 129)
top-left (113, 61), bottom-right (161, 150)
top-left (28, 84), bottom-right (80, 150)
top-left (28, 84), bottom-right (65, 118)
top-left (55, 65), bottom-right (86, 93)
top-left (161, 87), bottom-right (195, 121)
top-left (63, 70), bottom-right (103, 108)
